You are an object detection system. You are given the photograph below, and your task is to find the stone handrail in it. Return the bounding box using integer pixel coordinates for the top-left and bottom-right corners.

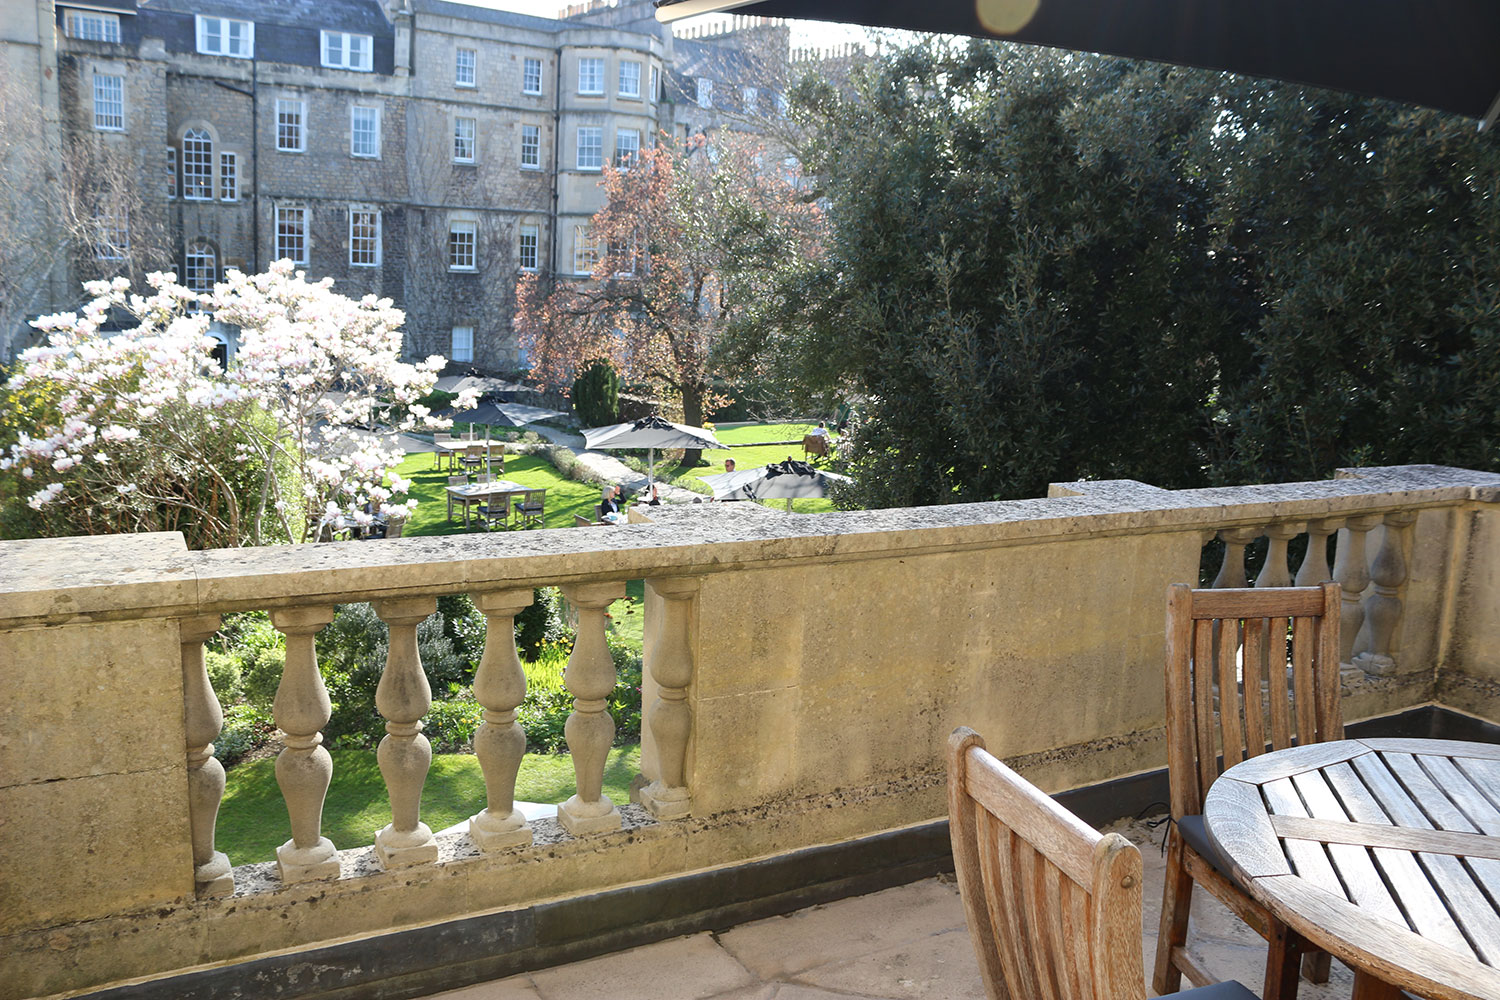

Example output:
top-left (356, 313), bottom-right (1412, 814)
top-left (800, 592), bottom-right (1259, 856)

top-left (0, 463), bottom-right (1496, 999)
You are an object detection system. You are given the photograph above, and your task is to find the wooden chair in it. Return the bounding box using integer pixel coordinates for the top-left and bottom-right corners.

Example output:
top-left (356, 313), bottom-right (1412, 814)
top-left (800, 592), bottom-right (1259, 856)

top-left (574, 514), bottom-right (603, 527)
top-left (948, 727), bottom-right (1255, 1000)
top-left (1153, 583), bottom-right (1342, 998)
top-left (460, 444), bottom-right (484, 473)
top-left (802, 433), bottom-right (829, 459)
top-left (433, 433), bottom-right (452, 470)
top-left (445, 474), bottom-right (469, 523)
top-left (477, 493), bottom-right (512, 529)
top-left (515, 489), bottom-right (545, 529)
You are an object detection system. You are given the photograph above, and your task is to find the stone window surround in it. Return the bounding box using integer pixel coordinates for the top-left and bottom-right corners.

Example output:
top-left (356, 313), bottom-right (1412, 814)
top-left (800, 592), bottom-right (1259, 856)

top-left (196, 14), bottom-right (254, 58)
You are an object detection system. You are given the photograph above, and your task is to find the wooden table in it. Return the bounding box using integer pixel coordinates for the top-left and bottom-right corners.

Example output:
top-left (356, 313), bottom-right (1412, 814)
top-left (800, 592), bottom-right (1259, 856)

top-left (1205, 737), bottom-right (1500, 1000)
top-left (446, 479), bottom-right (527, 526)
top-left (436, 439), bottom-right (504, 471)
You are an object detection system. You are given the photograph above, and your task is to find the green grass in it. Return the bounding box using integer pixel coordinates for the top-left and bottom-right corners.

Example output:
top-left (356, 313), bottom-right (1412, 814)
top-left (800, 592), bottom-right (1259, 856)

top-left (218, 745), bottom-right (642, 864)
top-left (395, 451), bottom-right (608, 536)
top-left (676, 422), bottom-right (842, 514)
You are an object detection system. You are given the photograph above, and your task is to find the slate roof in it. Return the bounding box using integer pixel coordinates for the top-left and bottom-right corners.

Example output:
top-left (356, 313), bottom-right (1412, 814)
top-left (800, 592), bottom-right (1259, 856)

top-left (139, 0), bottom-right (392, 35)
top-left (409, 0), bottom-right (582, 33)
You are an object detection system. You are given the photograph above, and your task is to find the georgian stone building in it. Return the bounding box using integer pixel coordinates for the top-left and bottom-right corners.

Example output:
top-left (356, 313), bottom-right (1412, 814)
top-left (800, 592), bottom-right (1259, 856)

top-left (0, 0), bottom-right (793, 368)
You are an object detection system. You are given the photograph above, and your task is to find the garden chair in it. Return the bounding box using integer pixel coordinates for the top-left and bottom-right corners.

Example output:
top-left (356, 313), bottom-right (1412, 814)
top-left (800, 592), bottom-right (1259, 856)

top-left (445, 474), bottom-right (469, 523)
top-left (461, 444), bottom-right (484, 473)
top-left (1153, 583), bottom-right (1342, 998)
top-left (433, 432), bottom-right (452, 470)
top-left (802, 433), bottom-right (829, 459)
top-left (516, 489), bottom-right (545, 529)
top-left (948, 727), bottom-right (1254, 1000)
top-left (477, 493), bottom-right (512, 529)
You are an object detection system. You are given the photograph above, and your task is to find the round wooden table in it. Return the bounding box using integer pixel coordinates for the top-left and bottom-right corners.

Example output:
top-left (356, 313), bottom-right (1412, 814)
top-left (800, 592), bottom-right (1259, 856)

top-left (1205, 737), bottom-right (1500, 1000)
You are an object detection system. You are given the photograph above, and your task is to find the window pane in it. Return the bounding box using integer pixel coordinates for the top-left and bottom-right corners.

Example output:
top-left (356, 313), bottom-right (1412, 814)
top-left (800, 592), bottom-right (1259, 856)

top-left (449, 222), bottom-right (476, 269)
top-left (351, 106), bottom-right (378, 157)
top-left (454, 118), bottom-right (475, 161)
top-left (615, 129), bottom-right (639, 167)
top-left (276, 206), bottom-right (306, 263)
top-left (579, 58), bottom-right (602, 94)
top-left (93, 74), bottom-right (123, 130)
top-left (521, 124), bottom-right (540, 168)
top-left (276, 99), bottom-right (303, 151)
top-left (350, 209), bottom-right (379, 266)
top-left (519, 225), bottom-right (538, 270)
top-left (573, 226), bottom-right (600, 274)
top-left (451, 326), bottom-right (474, 363)
top-left (619, 61), bottom-right (640, 97)
top-left (456, 48), bottom-right (475, 86)
top-left (577, 126), bottom-right (601, 170)
top-left (185, 240), bottom-right (216, 292)
top-left (182, 128), bottom-right (212, 199)
top-left (220, 152), bottom-right (237, 201)
top-left (93, 211), bottom-right (128, 260)
top-left (523, 57), bottom-right (542, 94)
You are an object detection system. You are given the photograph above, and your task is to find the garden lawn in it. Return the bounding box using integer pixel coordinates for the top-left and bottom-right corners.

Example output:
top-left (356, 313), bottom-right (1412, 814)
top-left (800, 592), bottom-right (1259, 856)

top-left (676, 422), bottom-right (842, 514)
top-left (395, 451), bottom-right (606, 536)
top-left (218, 745), bottom-right (642, 865)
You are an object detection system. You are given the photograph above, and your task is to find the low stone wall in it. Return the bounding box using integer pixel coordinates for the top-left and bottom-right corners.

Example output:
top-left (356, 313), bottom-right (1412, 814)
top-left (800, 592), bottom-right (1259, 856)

top-left (0, 464), bottom-right (1496, 999)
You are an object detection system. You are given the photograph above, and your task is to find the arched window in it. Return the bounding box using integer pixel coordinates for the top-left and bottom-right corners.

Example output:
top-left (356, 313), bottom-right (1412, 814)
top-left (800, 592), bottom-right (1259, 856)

top-left (182, 128), bottom-right (213, 200)
top-left (185, 239), bottom-right (217, 292)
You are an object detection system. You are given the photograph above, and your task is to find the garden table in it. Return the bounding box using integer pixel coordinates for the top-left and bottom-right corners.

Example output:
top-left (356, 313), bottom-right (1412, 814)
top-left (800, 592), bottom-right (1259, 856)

top-left (1205, 738), bottom-right (1500, 1000)
top-left (446, 479), bottom-right (527, 527)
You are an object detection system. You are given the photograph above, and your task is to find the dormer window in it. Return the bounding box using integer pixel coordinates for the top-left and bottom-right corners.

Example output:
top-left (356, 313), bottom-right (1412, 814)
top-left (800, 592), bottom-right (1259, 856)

top-left (64, 9), bottom-right (121, 42)
top-left (196, 15), bottom-right (253, 58)
top-left (322, 31), bottom-right (373, 72)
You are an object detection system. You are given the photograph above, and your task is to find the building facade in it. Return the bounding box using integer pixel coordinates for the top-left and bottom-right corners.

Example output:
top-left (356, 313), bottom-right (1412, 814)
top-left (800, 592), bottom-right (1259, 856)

top-left (0, 0), bottom-right (794, 369)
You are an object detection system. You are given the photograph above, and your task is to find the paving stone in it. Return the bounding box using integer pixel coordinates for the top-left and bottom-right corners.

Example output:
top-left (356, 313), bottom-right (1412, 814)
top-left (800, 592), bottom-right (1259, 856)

top-left (717, 879), bottom-right (968, 980)
top-left (790, 928), bottom-right (985, 1000)
top-left (770, 987), bottom-right (887, 999)
top-left (424, 975), bottom-right (542, 1000)
top-left (530, 932), bottom-right (757, 1000)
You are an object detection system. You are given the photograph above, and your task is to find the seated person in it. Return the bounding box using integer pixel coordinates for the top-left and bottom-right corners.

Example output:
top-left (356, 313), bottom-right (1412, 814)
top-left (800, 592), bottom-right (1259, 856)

top-left (809, 421), bottom-right (830, 438)
top-left (644, 484), bottom-right (661, 506)
top-left (599, 485), bottom-right (623, 522)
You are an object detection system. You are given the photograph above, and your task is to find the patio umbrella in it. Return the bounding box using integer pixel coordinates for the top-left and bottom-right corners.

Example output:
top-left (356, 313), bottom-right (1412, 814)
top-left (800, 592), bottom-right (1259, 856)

top-left (655, 0), bottom-right (1500, 125)
top-left (701, 457), bottom-right (853, 511)
top-left (582, 415), bottom-right (725, 486)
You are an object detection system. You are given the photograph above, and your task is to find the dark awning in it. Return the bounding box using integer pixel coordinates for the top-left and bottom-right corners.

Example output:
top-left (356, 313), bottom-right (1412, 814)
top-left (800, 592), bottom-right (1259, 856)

top-left (655, 0), bottom-right (1500, 125)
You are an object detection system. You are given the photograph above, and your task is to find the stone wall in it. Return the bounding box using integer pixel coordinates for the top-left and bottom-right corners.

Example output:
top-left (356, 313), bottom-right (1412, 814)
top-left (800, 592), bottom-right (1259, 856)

top-left (0, 465), bottom-right (1496, 998)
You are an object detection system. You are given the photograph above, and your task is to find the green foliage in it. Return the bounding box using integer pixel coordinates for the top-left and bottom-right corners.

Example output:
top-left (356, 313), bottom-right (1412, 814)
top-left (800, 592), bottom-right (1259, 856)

top-left (734, 41), bottom-right (1499, 505)
top-left (514, 587), bottom-right (573, 660)
top-left (572, 359), bottom-right (621, 428)
top-left (205, 650), bottom-right (244, 705)
top-left (425, 692), bottom-right (485, 752)
top-left (214, 704), bottom-right (273, 766)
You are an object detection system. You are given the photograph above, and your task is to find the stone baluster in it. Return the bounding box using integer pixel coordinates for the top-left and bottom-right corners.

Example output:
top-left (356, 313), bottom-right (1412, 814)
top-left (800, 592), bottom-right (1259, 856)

top-left (372, 598), bottom-right (439, 869)
top-left (468, 589), bottom-right (535, 852)
top-left (180, 613), bottom-right (233, 897)
top-left (1212, 527), bottom-right (1259, 588)
top-left (270, 606), bottom-right (342, 883)
top-left (1295, 519), bottom-right (1338, 586)
top-left (1333, 514), bottom-right (1383, 664)
top-left (1352, 512), bottom-right (1418, 677)
top-left (1254, 522), bottom-right (1304, 588)
top-left (641, 577), bottom-right (699, 820)
top-left (558, 582), bottom-right (626, 836)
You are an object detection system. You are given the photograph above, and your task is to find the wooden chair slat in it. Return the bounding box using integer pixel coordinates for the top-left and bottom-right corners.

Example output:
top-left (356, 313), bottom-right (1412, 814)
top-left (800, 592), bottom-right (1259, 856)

top-left (1060, 876), bottom-right (1092, 1000)
top-left (1164, 584), bottom-right (1200, 817)
top-left (1022, 848), bottom-right (1062, 1000)
top-left (1242, 618), bottom-right (1267, 758)
top-left (1192, 618), bottom-right (1219, 800)
top-left (947, 732), bottom-right (1008, 998)
top-left (1189, 586), bottom-right (1326, 619)
top-left (965, 747), bottom-right (1097, 887)
top-left (1217, 616), bottom-right (1245, 768)
top-left (1290, 616), bottom-right (1317, 745)
top-left (1267, 616), bottom-right (1293, 749)
top-left (1315, 584), bottom-right (1344, 742)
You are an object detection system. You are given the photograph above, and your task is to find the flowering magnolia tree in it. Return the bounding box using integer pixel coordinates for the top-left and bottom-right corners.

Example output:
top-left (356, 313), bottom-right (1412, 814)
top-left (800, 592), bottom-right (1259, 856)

top-left (514, 135), bottom-right (823, 462)
top-left (0, 262), bottom-right (476, 547)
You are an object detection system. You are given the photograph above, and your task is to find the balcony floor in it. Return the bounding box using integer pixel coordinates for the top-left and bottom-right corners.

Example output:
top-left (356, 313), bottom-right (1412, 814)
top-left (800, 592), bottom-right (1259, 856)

top-left (422, 819), bottom-right (1363, 1000)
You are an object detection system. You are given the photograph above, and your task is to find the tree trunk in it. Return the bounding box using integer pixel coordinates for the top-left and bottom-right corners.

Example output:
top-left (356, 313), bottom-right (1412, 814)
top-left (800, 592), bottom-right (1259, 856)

top-left (680, 384), bottom-right (706, 467)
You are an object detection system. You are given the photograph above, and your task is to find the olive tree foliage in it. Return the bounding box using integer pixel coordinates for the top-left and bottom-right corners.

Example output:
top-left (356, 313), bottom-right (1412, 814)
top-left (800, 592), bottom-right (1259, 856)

top-left (727, 40), bottom-right (1500, 507)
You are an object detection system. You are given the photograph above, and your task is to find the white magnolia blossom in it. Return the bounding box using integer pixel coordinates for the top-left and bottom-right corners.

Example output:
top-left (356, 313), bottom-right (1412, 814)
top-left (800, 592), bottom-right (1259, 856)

top-left (5, 261), bottom-right (479, 545)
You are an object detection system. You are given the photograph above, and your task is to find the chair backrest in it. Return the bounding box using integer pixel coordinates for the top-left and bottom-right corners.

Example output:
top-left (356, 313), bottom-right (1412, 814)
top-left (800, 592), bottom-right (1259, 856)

top-left (948, 728), bottom-right (1146, 1000)
top-left (521, 489), bottom-right (544, 508)
top-left (435, 433), bottom-right (451, 444)
top-left (574, 514), bottom-right (597, 527)
top-left (1164, 582), bottom-right (1343, 821)
top-left (447, 475), bottom-right (467, 486)
top-left (465, 444), bottom-right (482, 456)
top-left (475, 473), bottom-right (492, 484)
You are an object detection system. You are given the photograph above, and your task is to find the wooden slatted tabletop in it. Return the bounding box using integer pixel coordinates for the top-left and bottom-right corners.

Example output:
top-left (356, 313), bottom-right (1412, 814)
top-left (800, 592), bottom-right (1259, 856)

top-left (1205, 738), bottom-right (1500, 1000)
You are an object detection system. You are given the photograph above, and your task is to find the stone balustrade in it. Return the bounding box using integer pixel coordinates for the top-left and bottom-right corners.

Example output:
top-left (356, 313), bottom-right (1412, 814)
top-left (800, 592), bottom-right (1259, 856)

top-left (1, 464), bottom-right (1497, 1000)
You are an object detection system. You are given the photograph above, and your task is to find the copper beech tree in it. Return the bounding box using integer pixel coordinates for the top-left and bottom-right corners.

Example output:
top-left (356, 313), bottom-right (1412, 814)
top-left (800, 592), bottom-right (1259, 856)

top-left (514, 136), bottom-right (821, 462)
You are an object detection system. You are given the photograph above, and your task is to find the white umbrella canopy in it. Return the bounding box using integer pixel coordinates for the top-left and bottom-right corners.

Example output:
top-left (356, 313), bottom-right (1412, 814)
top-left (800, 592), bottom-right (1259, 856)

top-left (702, 457), bottom-right (853, 507)
top-left (582, 415), bottom-right (725, 485)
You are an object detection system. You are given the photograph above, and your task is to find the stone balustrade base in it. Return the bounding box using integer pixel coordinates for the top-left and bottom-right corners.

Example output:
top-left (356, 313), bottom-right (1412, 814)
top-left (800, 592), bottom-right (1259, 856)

top-left (640, 783), bottom-right (691, 819)
top-left (557, 796), bottom-right (622, 836)
top-left (469, 809), bottom-right (534, 851)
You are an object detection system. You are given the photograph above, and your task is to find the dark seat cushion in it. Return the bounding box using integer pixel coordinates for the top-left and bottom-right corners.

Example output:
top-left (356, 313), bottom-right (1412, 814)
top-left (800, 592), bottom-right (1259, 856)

top-left (1182, 981), bottom-right (1258, 999)
top-left (1178, 813), bottom-right (1231, 876)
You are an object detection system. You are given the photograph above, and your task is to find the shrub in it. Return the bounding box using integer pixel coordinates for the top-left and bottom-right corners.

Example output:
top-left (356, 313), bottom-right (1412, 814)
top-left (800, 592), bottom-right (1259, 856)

top-left (572, 360), bottom-right (621, 427)
top-left (426, 692), bottom-right (484, 752)
top-left (514, 587), bottom-right (574, 660)
top-left (205, 649), bottom-right (244, 705)
top-left (214, 704), bottom-right (274, 765)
